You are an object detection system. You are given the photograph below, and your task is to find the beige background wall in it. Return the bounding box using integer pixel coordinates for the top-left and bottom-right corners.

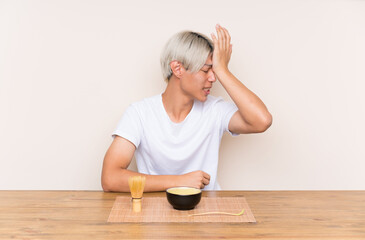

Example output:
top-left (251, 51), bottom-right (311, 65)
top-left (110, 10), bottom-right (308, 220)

top-left (1, 0), bottom-right (364, 190)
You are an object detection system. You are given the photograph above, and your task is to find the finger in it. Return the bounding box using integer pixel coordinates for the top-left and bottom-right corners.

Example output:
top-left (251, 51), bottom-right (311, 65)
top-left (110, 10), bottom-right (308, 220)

top-left (203, 177), bottom-right (210, 186)
top-left (203, 172), bottom-right (211, 180)
top-left (222, 27), bottom-right (231, 49)
top-left (218, 25), bottom-right (228, 49)
top-left (210, 33), bottom-right (218, 45)
top-left (223, 27), bottom-right (231, 39)
top-left (216, 24), bottom-right (224, 49)
top-left (219, 27), bottom-right (229, 51)
top-left (219, 25), bottom-right (228, 50)
top-left (220, 25), bottom-right (227, 50)
top-left (211, 33), bottom-right (218, 54)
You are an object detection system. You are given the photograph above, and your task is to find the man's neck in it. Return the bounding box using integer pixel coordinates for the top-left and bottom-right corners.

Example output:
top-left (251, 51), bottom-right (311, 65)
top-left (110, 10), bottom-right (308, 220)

top-left (162, 79), bottom-right (194, 123)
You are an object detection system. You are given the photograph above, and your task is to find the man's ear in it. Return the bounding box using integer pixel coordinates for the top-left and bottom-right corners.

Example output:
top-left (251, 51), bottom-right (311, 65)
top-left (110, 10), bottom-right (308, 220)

top-left (170, 61), bottom-right (184, 78)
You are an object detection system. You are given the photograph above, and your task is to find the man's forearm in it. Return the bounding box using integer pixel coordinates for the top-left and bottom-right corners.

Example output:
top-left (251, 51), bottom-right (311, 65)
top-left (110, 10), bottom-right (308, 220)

top-left (216, 68), bottom-right (272, 126)
top-left (102, 168), bottom-right (179, 192)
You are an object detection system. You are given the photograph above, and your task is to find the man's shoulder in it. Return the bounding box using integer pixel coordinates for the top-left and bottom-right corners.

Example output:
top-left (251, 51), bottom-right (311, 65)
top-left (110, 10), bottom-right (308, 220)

top-left (130, 94), bottom-right (161, 108)
top-left (125, 94), bottom-right (161, 119)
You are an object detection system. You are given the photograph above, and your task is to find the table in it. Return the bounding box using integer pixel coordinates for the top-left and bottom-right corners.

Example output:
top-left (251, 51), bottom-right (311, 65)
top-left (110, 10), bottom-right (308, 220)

top-left (0, 191), bottom-right (364, 239)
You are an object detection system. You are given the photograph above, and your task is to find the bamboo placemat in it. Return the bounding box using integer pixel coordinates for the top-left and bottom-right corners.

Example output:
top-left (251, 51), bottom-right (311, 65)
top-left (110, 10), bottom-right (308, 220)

top-left (108, 196), bottom-right (256, 223)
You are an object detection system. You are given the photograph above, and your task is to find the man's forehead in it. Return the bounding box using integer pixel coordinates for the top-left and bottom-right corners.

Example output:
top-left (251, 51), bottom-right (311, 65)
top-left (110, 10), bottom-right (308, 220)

top-left (204, 54), bottom-right (213, 65)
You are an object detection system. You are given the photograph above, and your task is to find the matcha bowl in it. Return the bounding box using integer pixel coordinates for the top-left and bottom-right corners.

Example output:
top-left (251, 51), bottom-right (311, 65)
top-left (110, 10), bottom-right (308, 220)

top-left (166, 187), bottom-right (202, 210)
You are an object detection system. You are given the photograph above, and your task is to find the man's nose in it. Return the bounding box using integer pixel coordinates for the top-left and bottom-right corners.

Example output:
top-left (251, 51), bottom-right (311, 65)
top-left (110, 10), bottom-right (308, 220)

top-left (208, 69), bottom-right (216, 82)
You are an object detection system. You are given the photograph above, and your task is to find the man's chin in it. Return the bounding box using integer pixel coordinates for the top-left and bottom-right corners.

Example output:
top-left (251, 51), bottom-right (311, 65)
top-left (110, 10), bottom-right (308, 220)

top-left (197, 95), bottom-right (208, 102)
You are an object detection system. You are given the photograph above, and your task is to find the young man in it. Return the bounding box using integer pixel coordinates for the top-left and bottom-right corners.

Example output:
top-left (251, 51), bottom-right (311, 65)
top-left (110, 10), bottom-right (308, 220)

top-left (101, 24), bottom-right (272, 192)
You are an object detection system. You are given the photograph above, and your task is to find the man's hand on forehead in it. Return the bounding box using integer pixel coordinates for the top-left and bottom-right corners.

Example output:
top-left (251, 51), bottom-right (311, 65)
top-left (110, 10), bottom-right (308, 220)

top-left (210, 24), bottom-right (232, 75)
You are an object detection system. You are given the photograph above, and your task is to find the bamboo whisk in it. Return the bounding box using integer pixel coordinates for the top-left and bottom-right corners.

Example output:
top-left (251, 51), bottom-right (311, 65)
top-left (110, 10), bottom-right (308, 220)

top-left (128, 176), bottom-right (146, 213)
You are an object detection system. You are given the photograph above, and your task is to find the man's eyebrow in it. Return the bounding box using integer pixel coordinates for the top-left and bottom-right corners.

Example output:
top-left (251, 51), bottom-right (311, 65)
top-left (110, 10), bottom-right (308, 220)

top-left (203, 64), bottom-right (213, 67)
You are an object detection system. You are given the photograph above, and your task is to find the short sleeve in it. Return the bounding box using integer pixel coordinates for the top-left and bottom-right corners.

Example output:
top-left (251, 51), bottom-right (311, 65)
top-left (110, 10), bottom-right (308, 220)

top-left (215, 99), bottom-right (239, 136)
top-left (112, 104), bottom-right (143, 148)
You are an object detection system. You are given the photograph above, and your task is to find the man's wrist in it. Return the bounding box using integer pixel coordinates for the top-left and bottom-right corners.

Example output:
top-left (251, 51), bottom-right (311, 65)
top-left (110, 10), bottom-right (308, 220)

top-left (162, 175), bottom-right (180, 190)
top-left (214, 67), bottom-right (232, 81)
top-left (172, 175), bottom-right (181, 188)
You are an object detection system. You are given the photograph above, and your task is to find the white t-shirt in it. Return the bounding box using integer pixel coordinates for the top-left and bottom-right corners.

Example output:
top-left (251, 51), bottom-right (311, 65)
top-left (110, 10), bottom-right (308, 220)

top-left (112, 94), bottom-right (238, 190)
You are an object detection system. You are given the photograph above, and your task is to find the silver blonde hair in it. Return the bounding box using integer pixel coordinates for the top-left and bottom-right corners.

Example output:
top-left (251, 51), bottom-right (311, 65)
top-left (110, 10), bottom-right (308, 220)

top-left (160, 31), bottom-right (213, 81)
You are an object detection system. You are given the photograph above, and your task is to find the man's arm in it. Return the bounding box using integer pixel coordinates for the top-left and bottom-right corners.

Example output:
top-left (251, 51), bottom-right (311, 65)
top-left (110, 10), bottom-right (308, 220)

top-left (211, 24), bottom-right (272, 134)
top-left (216, 70), bottom-right (272, 134)
top-left (101, 136), bottom-right (211, 192)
